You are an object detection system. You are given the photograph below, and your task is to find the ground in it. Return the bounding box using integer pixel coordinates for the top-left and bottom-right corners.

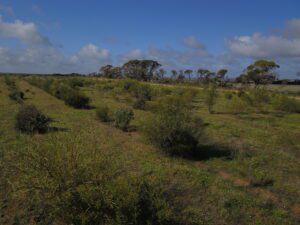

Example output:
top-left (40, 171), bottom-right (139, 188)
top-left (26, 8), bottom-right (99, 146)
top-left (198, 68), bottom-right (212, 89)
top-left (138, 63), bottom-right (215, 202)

top-left (0, 76), bottom-right (299, 225)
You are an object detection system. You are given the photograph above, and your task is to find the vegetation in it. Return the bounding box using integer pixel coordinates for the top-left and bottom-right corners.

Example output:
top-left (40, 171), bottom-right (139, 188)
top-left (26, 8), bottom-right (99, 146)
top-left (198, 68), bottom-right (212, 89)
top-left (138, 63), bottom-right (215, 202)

top-left (114, 108), bottom-right (134, 131)
top-left (0, 69), bottom-right (300, 225)
top-left (16, 104), bottom-right (52, 134)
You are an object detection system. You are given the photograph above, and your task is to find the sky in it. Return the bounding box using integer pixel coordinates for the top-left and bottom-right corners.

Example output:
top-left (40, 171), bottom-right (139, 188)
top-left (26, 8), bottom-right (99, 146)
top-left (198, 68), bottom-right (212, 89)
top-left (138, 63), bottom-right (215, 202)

top-left (0, 0), bottom-right (300, 78)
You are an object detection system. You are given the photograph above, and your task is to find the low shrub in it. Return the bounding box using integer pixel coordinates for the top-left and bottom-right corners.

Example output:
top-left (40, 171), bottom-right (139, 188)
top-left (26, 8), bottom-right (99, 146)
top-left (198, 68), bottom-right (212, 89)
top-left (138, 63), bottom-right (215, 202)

top-left (228, 96), bottom-right (249, 114)
top-left (272, 94), bottom-right (300, 113)
top-left (68, 78), bottom-right (85, 89)
top-left (64, 90), bottom-right (90, 109)
top-left (16, 105), bottom-right (52, 134)
top-left (96, 105), bottom-right (110, 122)
top-left (9, 90), bottom-right (24, 103)
top-left (114, 108), bottom-right (134, 131)
top-left (143, 96), bottom-right (204, 156)
top-left (133, 97), bottom-right (146, 110)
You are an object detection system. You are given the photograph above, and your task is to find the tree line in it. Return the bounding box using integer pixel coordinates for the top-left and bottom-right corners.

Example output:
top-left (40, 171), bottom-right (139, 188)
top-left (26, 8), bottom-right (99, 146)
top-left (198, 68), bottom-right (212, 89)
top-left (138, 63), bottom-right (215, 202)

top-left (98, 59), bottom-right (281, 86)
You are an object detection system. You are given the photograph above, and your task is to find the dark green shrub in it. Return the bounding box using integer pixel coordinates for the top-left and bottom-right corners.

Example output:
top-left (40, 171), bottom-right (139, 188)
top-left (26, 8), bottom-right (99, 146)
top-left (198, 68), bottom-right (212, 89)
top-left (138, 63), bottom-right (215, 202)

top-left (134, 84), bottom-right (153, 101)
top-left (143, 96), bottom-right (203, 156)
top-left (96, 105), bottom-right (110, 122)
top-left (4, 76), bottom-right (16, 88)
top-left (64, 91), bottom-right (90, 109)
top-left (133, 97), bottom-right (146, 110)
top-left (16, 105), bottom-right (52, 134)
top-left (69, 78), bottom-right (85, 89)
top-left (272, 94), bottom-right (300, 113)
top-left (114, 108), bottom-right (134, 131)
top-left (9, 90), bottom-right (24, 103)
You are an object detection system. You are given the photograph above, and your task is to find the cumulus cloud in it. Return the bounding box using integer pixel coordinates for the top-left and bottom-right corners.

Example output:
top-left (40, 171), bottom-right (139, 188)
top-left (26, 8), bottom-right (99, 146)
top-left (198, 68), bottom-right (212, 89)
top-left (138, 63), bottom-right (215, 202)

top-left (119, 49), bottom-right (145, 63)
top-left (0, 44), bottom-right (111, 74)
top-left (0, 16), bottom-right (50, 45)
top-left (226, 18), bottom-right (300, 59)
top-left (183, 36), bottom-right (205, 49)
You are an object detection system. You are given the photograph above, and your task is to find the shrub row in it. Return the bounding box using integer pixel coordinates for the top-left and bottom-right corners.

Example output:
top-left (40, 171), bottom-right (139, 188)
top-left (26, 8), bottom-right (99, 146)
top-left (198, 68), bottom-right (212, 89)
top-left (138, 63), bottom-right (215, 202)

top-left (28, 77), bottom-right (91, 109)
top-left (96, 105), bottom-right (134, 131)
top-left (5, 76), bottom-right (25, 103)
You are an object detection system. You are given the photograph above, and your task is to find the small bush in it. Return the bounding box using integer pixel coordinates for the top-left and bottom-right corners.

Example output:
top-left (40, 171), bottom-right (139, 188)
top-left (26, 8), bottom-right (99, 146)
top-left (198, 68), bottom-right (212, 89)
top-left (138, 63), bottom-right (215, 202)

top-left (143, 96), bottom-right (204, 156)
top-left (114, 108), bottom-right (134, 131)
top-left (68, 78), bottom-right (85, 89)
top-left (272, 94), bottom-right (300, 113)
top-left (64, 90), bottom-right (90, 109)
top-left (96, 105), bottom-right (110, 122)
top-left (133, 97), bottom-right (146, 110)
top-left (9, 90), bottom-right (24, 103)
top-left (16, 105), bottom-right (52, 134)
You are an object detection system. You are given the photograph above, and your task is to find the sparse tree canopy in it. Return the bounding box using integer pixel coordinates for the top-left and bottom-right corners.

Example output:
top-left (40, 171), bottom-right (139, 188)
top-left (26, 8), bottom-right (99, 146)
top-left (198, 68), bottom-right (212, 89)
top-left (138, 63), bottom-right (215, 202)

top-left (184, 69), bottom-right (193, 80)
top-left (171, 70), bottom-right (178, 78)
top-left (122, 59), bottom-right (161, 81)
top-left (237, 60), bottom-right (280, 85)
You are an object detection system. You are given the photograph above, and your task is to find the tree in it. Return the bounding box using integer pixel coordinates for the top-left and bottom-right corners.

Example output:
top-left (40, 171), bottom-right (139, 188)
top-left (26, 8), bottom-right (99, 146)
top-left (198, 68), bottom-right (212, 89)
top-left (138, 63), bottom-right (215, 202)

top-left (177, 70), bottom-right (185, 81)
top-left (158, 68), bottom-right (166, 79)
top-left (216, 69), bottom-right (228, 87)
top-left (99, 65), bottom-right (114, 78)
top-left (237, 60), bottom-right (280, 85)
top-left (171, 70), bottom-right (178, 79)
top-left (122, 60), bottom-right (161, 81)
top-left (196, 69), bottom-right (215, 84)
top-left (184, 69), bottom-right (193, 80)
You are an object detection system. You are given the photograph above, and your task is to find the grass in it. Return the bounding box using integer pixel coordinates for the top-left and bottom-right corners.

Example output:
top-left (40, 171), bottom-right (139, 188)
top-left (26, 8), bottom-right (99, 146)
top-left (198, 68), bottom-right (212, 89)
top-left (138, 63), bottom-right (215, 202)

top-left (1, 75), bottom-right (300, 224)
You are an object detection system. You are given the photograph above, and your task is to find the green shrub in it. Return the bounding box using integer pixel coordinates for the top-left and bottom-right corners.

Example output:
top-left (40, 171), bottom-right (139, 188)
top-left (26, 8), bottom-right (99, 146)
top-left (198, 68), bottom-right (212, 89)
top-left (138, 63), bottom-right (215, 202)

top-left (9, 90), bottom-right (24, 103)
top-left (272, 94), bottom-right (300, 113)
top-left (228, 96), bottom-right (249, 114)
top-left (204, 82), bottom-right (218, 113)
top-left (96, 105), bottom-right (110, 122)
top-left (134, 84), bottom-right (153, 101)
top-left (69, 78), bottom-right (85, 89)
top-left (133, 97), bottom-right (146, 110)
top-left (143, 96), bottom-right (203, 156)
top-left (114, 108), bottom-right (134, 131)
top-left (224, 92), bottom-right (233, 100)
top-left (16, 105), bottom-right (52, 134)
top-left (64, 89), bottom-right (90, 109)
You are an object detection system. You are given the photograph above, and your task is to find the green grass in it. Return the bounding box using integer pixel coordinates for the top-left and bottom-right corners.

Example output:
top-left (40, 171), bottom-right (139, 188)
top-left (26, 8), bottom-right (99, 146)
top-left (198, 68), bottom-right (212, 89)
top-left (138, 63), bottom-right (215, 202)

top-left (1, 76), bottom-right (300, 224)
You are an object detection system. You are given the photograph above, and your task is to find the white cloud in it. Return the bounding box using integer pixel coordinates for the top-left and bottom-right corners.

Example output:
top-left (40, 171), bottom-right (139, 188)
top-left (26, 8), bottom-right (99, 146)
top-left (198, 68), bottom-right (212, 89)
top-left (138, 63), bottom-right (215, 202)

top-left (119, 49), bottom-right (145, 63)
top-left (0, 44), bottom-right (111, 74)
top-left (183, 36), bottom-right (205, 49)
top-left (226, 33), bottom-right (300, 58)
top-left (285, 19), bottom-right (300, 38)
top-left (0, 16), bottom-right (50, 45)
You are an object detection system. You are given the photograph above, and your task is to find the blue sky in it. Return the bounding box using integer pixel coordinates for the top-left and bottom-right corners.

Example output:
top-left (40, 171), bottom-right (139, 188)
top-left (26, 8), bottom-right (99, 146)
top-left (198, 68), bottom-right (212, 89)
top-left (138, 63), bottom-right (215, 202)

top-left (0, 0), bottom-right (300, 78)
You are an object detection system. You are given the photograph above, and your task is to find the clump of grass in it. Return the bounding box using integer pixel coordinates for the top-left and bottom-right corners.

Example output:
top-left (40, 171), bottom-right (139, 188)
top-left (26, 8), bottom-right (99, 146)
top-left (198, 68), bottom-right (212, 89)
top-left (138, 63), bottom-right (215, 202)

top-left (204, 82), bottom-right (218, 114)
top-left (114, 108), bottom-right (134, 131)
top-left (272, 94), bottom-right (300, 113)
top-left (96, 105), bottom-right (110, 122)
top-left (64, 90), bottom-right (90, 109)
top-left (133, 97), bottom-right (146, 110)
top-left (16, 105), bottom-right (52, 134)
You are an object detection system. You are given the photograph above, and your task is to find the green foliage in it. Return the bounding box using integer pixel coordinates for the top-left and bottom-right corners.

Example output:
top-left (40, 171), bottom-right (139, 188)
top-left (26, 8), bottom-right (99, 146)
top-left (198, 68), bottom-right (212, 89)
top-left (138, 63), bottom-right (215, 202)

top-left (9, 90), bottom-right (24, 103)
top-left (143, 96), bottom-right (204, 156)
top-left (16, 105), bottom-right (52, 134)
top-left (228, 96), bottom-right (249, 114)
top-left (204, 82), bottom-right (218, 113)
top-left (272, 94), bottom-right (300, 113)
top-left (133, 97), bottom-right (146, 110)
top-left (224, 92), bottom-right (233, 100)
top-left (9, 137), bottom-right (177, 225)
top-left (96, 105), bottom-right (110, 122)
top-left (68, 78), bottom-right (85, 89)
top-left (64, 90), bottom-right (90, 109)
top-left (114, 108), bottom-right (134, 131)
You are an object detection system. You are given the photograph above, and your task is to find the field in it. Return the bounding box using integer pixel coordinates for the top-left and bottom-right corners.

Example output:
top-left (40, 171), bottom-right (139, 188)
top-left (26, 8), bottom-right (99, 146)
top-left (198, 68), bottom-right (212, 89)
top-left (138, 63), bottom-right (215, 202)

top-left (1, 75), bottom-right (300, 225)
